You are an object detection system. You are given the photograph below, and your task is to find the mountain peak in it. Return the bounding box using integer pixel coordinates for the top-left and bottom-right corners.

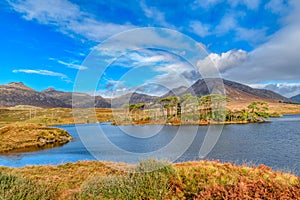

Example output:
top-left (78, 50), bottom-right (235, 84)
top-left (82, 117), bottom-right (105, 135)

top-left (42, 87), bottom-right (59, 93)
top-left (6, 82), bottom-right (33, 90)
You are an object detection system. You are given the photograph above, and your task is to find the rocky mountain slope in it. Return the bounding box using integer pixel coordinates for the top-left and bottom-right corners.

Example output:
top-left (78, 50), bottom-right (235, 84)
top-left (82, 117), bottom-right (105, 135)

top-left (0, 82), bottom-right (70, 108)
top-left (291, 94), bottom-right (300, 102)
top-left (110, 92), bottom-right (157, 108)
top-left (164, 78), bottom-right (293, 103)
top-left (42, 88), bottom-right (110, 108)
top-left (0, 79), bottom-right (294, 108)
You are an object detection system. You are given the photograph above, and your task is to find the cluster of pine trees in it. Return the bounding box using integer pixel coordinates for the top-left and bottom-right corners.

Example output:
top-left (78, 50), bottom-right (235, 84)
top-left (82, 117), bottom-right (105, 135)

top-left (117, 94), bottom-right (270, 124)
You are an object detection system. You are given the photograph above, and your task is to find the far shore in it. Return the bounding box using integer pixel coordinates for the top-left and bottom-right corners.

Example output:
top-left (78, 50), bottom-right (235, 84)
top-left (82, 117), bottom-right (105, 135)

top-left (112, 119), bottom-right (266, 126)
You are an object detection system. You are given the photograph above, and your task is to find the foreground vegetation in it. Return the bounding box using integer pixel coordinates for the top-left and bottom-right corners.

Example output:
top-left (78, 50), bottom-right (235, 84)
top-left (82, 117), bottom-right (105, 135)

top-left (0, 159), bottom-right (299, 199)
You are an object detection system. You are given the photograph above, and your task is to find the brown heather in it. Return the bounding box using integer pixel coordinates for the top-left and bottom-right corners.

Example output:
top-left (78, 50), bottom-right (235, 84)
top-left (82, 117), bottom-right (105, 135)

top-left (0, 160), bottom-right (299, 199)
top-left (0, 124), bottom-right (72, 153)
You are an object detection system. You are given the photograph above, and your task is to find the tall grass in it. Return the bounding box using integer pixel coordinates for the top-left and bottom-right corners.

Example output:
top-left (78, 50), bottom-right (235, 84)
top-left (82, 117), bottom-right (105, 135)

top-left (80, 159), bottom-right (175, 200)
top-left (0, 170), bottom-right (55, 200)
top-left (1, 160), bottom-right (299, 199)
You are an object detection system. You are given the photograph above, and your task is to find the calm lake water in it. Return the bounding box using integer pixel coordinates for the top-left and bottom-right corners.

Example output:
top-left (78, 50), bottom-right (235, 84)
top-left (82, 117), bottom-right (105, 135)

top-left (0, 115), bottom-right (299, 176)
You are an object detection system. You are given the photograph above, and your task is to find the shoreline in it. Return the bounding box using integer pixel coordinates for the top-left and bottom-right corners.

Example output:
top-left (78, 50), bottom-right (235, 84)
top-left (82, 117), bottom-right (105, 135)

top-left (112, 119), bottom-right (267, 126)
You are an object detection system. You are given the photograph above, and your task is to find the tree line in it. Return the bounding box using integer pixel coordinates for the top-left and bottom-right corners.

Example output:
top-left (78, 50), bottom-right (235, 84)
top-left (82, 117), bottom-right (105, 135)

top-left (117, 94), bottom-right (270, 124)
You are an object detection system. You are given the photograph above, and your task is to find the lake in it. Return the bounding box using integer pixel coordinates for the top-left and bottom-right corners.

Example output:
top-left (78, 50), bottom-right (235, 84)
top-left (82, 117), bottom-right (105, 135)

top-left (0, 115), bottom-right (299, 176)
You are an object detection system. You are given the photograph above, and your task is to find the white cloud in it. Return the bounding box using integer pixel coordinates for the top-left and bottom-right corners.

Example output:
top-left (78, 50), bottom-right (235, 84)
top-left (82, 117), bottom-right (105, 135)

top-left (7, 0), bottom-right (135, 41)
top-left (215, 14), bottom-right (238, 34)
top-left (223, 0), bottom-right (300, 84)
top-left (189, 21), bottom-right (211, 37)
top-left (127, 52), bottom-right (169, 64)
top-left (56, 60), bottom-right (87, 70)
top-left (235, 27), bottom-right (267, 43)
top-left (149, 62), bottom-right (198, 89)
top-left (249, 83), bottom-right (300, 98)
top-left (12, 69), bottom-right (70, 82)
top-left (213, 12), bottom-right (267, 43)
top-left (140, 1), bottom-right (173, 28)
top-left (91, 28), bottom-right (197, 59)
top-left (197, 49), bottom-right (248, 72)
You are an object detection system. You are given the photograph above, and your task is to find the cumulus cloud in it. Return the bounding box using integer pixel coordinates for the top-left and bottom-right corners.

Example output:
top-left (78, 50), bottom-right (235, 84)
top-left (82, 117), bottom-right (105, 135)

top-left (223, 0), bottom-right (300, 84)
top-left (197, 49), bottom-right (248, 73)
top-left (7, 0), bottom-right (135, 41)
top-left (12, 69), bottom-right (70, 82)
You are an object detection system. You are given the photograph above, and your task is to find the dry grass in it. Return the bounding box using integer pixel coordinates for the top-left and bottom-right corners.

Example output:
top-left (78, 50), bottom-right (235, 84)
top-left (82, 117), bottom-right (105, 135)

top-left (0, 124), bottom-right (72, 153)
top-left (0, 107), bottom-right (116, 127)
top-left (226, 102), bottom-right (300, 115)
top-left (173, 161), bottom-right (300, 199)
top-left (1, 160), bottom-right (299, 199)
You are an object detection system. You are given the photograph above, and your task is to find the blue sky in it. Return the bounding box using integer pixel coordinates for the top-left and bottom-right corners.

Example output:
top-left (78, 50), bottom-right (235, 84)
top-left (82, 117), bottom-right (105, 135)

top-left (1, 0), bottom-right (300, 97)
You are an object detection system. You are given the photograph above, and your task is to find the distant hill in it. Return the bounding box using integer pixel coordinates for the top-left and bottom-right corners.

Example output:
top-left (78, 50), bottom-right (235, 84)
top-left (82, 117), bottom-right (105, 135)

top-left (291, 94), bottom-right (300, 102)
top-left (42, 88), bottom-right (111, 108)
top-left (0, 79), bottom-right (294, 108)
top-left (111, 92), bottom-right (158, 108)
top-left (162, 86), bottom-right (188, 97)
top-left (163, 78), bottom-right (294, 103)
top-left (0, 82), bottom-right (70, 108)
top-left (0, 82), bottom-right (110, 108)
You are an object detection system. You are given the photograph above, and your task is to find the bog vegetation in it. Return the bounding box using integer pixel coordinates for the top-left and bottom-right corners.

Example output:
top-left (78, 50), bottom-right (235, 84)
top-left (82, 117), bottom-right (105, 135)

top-left (0, 159), bottom-right (299, 199)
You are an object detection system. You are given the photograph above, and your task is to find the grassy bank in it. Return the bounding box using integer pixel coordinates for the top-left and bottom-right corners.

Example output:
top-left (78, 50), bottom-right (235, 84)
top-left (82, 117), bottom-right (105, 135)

top-left (0, 124), bottom-right (72, 153)
top-left (0, 159), bottom-right (299, 199)
top-left (0, 106), bottom-right (116, 127)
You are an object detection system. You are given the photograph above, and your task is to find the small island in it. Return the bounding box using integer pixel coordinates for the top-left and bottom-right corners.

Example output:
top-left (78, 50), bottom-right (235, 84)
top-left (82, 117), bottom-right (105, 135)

top-left (0, 124), bottom-right (72, 153)
top-left (113, 94), bottom-right (273, 126)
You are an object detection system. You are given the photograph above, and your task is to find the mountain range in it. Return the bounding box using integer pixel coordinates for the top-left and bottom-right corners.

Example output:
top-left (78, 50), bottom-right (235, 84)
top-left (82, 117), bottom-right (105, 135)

top-left (291, 94), bottom-right (300, 102)
top-left (0, 79), bottom-right (295, 108)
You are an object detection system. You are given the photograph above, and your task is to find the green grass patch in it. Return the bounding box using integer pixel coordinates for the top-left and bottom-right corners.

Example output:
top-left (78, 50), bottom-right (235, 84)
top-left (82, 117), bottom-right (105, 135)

top-left (80, 160), bottom-right (175, 200)
top-left (0, 170), bottom-right (56, 200)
